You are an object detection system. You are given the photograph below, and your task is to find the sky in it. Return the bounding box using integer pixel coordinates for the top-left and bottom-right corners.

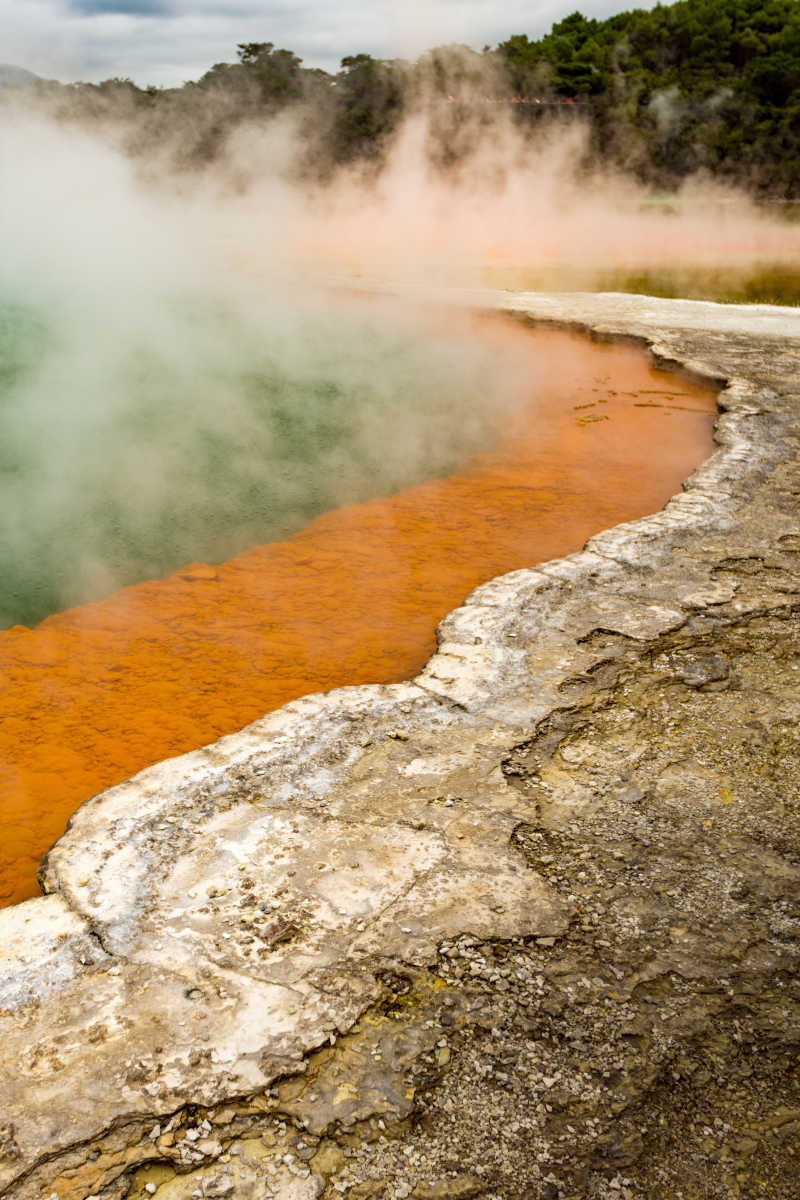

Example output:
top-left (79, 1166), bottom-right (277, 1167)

top-left (0, 0), bottom-right (657, 88)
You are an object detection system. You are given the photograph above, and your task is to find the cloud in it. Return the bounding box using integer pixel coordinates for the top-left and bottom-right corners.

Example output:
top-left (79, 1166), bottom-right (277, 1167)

top-left (69, 0), bottom-right (173, 15)
top-left (1, 0), bottom-right (660, 87)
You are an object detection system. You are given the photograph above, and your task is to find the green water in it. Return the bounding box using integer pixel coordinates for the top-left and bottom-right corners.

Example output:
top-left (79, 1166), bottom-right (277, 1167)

top-left (4, 267), bottom-right (794, 631)
top-left (0, 295), bottom-right (512, 629)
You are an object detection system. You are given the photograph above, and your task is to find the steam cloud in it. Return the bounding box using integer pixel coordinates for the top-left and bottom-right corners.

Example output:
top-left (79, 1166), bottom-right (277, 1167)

top-left (1, 72), bottom-right (797, 627)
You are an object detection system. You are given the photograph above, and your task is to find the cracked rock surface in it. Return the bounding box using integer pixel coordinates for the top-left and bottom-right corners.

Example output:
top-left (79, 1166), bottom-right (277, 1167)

top-left (1, 293), bottom-right (799, 1200)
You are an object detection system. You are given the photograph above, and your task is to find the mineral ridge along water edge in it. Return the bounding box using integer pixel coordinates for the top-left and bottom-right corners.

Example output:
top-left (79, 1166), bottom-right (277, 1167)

top-left (0, 316), bottom-right (718, 907)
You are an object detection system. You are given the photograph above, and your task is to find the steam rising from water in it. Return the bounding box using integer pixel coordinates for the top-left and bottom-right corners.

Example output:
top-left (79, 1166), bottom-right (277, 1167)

top-left (0, 113), bottom-right (529, 626)
top-left (1, 91), bottom-right (797, 626)
top-left (299, 114), bottom-right (800, 284)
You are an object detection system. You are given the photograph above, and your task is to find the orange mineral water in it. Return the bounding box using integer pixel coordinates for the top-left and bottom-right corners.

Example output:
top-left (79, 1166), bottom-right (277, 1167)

top-left (0, 318), bottom-right (717, 907)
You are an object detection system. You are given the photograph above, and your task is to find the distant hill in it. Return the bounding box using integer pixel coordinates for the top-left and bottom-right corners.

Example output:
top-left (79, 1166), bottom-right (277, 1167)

top-left (0, 64), bottom-right (41, 86)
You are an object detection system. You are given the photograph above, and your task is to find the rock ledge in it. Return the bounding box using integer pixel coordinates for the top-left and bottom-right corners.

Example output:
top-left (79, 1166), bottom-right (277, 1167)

top-left (2, 293), bottom-right (799, 1200)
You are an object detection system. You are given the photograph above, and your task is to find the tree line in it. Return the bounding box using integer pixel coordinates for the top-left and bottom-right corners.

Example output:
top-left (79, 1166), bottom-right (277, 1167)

top-left (498, 0), bottom-right (798, 196)
top-left (10, 0), bottom-right (799, 197)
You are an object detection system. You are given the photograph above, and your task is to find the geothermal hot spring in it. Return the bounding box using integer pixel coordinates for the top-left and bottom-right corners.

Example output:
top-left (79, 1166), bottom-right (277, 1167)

top-left (19, 109), bottom-right (800, 909)
top-left (0, 289), bottom-right (718, 907)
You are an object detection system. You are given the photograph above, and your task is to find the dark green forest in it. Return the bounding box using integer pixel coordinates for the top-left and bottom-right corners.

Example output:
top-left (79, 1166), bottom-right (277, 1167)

top-left (6, 0), bottom-right (799, 196)
top-left (498, 0), bottom-right (799, 195)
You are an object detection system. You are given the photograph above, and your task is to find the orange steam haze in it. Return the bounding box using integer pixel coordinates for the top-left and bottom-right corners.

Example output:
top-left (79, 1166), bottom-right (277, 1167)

top-left (211, 105), bottom-right (800, 287)
top-left (5, 75), bottom-right (798, 296)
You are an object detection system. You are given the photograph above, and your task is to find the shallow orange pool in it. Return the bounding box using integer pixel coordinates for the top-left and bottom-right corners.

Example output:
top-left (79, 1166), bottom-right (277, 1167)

top-left (0, 317), bottom-right (718, 907)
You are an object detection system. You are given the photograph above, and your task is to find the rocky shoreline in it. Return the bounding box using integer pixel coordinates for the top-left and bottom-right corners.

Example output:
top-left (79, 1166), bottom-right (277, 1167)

top-left (1, 293), bottom-right (798, 1200)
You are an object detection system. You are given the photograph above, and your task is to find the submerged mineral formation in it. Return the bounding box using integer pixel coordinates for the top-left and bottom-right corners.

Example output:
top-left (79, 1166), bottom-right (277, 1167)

top-left (1, 293), bottom-right (799, 1200)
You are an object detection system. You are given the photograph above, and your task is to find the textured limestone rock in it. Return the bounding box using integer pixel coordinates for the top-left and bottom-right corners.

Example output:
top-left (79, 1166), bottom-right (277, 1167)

top-left (0, 894), bottom-right (108, 1011)
top-left (1, 293), bottom-right (799, 1200)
